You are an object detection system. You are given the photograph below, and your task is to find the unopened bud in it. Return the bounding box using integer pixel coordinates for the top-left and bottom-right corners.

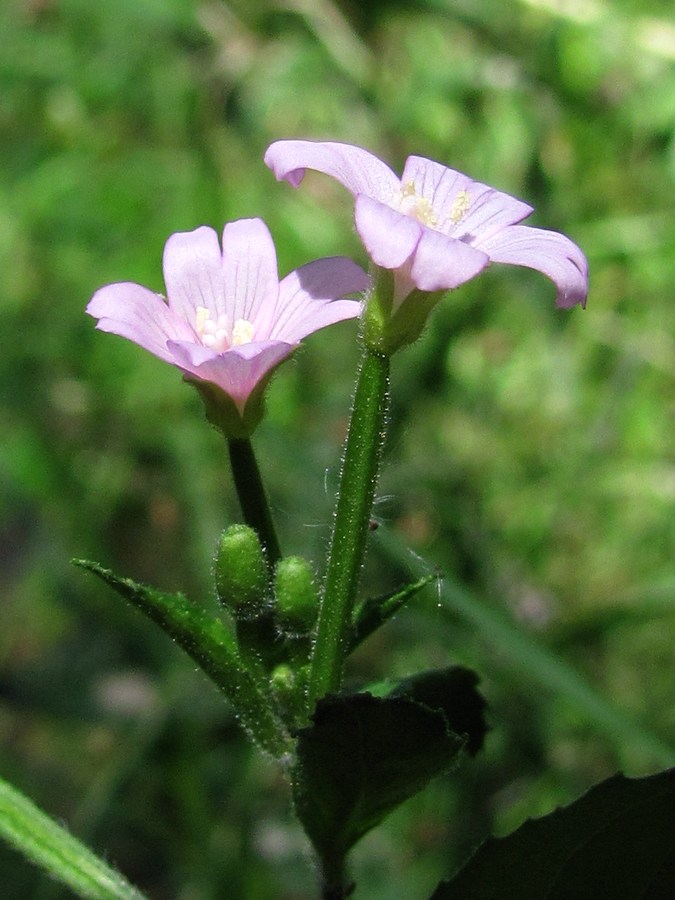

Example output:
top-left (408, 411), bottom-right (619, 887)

top-left (271, 663), bottom-right (295, 695)
top-left (274, 556), bottom-right (318, 634)
top-left (215, 525), bottom-right (266, 618)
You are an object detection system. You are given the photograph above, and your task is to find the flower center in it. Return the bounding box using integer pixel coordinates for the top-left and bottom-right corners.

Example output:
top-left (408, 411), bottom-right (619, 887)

top-left (397, 183), bottom-right (472, 230)
top-left (398, 182), bottom-right (438, 227)
top-left (195, 307), bottom-right (255, 352)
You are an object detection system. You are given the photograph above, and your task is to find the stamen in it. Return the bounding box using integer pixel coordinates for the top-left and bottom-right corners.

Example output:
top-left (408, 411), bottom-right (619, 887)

top-left (399, 182), bottom-right (437, 227)
top-left (195, 306), bottom-right (210, 335)
top-left (450, 190), bottom-right (471, 225)
top-left (232, 319), bottom-right (254, 346)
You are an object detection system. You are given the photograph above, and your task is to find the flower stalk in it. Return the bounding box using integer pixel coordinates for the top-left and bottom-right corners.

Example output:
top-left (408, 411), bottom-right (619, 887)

top-left (309, 345), bottom-right (390, 707)
top-left (228, 437), bottom-right (282, 568)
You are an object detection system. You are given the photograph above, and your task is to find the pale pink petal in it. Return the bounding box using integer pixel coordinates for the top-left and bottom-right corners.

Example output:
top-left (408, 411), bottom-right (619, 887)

top-left (221, 219), bottom-right (280, 331)
top-left (476, 225), bottom-right (589, 308)
top-left (409, 229), bottom-right (490, 292)
top-left (270, 257), bottom-right (367, 341)
top-left (276, 299), bottom-right (362, 343)
top-left (264, 140), bottom-right (400, 203)
top-left (162, 226), bottom-right (225, 324)
top-left (402, 156), bottom-right (533, 241)
top-left (355, 195), bottom-right (489, 293)
top-left (167, 339), bottom-right (295, 413)
top-left (456, 189), bottom-right (533, 243)
top-left (355, 195), bottom-right (424, 268)
top-left (165, 340), bottom-right (219, 368)
top-left (86, 283), bottom-right (194, 363)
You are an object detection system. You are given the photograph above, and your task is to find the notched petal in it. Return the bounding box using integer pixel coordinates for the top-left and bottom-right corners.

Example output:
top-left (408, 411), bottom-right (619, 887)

top-left (273, 256), bottom-right (367, 342)
top-left (265, 140), bottom-right (400, 203)
top-left (163, 226), bottom-right (225, 323)
top-left (221, 218), bottom-right (280, 329)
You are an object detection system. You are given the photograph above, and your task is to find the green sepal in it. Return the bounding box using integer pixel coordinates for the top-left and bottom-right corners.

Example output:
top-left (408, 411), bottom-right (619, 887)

top-left (73, 559), bottom-right (291, 759)
top-left (188, 377), bottom-right (268, 439)
top-left (292, 692), bottom-right (465, 891)
top-left (347, 574), bottom-right (437, 655)
top-left (362, 265), bottom-right (445, 355)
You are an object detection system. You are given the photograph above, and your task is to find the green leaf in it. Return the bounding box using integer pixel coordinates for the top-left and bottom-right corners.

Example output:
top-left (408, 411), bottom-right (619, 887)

top-left (348, 574), bottom-right (437, 653)
top-left (388, 666), bottom-right (488, 756)
top-left (73, 560), bottom-right (291, 758)
top-left (0, 774), bottom-right (146, 900)
top-left (431, 768), bottom-right (675, 900)
top-left (293, 692), bottom-right (465, 880)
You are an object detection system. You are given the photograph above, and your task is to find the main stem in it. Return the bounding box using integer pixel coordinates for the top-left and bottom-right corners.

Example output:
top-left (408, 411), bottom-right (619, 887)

top-left (309, 347), bottom-right (390, 707)
top-left (228, 438), bottom-right (281, 569)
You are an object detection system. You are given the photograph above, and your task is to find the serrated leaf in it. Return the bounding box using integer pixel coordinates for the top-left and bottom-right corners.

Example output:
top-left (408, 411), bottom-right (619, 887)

top-left (73, 560), bottom-right (290, 758)
top-left (293, 692), bottom-right (465, 874)
top-left (431, 768), bottom-right (675, 900)
top-left (388, 666), bottom-right (488, 756)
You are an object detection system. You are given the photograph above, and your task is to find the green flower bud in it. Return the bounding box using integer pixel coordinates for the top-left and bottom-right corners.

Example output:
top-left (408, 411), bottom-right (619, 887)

top-left (215, 525), bottom-right (267, 618)
top-left (274, 556), bottom-right (319, 634)
top-left (270, 663), bottom-right (295, 695)
top-left (270, 663), bottom-right (309, 726)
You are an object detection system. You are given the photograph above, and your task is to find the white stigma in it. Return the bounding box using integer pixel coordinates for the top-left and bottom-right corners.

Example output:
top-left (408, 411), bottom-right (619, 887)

top-left (195, 306), bottom-right (230, 352)
top-left (195, 307), bottom-right (256, 351)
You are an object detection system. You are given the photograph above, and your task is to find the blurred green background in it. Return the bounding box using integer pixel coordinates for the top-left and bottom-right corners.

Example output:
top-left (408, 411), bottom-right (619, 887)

top-left (1, 0), bottom-right (674, 896)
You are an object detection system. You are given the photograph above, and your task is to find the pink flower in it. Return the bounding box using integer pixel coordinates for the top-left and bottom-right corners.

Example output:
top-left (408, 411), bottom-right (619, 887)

top-left (87, 218), bottom-right (368, 433)
top-left (264, 140), bottom-right (588, 311)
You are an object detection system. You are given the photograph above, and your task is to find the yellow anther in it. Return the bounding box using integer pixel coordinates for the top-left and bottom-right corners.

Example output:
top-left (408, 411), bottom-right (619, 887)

top-left (399, 182), bottom-right (438, 227)
top-left (450, 190), bottom-right (471, 225)
top-left (195, 306), bottom-right (210, 336)
top-left (232, 319), bottom-right (254, 346)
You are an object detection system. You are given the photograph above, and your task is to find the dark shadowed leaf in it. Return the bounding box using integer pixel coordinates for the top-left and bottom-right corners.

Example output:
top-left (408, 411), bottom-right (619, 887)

top-left (293, 692), bottom-right (465, 867)
top-left (431, 768), bottom-right (675, 900)
top-left (388, 665), bottom-right (488, 756)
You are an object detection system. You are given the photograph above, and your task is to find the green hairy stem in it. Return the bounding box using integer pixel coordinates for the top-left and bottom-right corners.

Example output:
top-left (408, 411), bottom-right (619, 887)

top-left (309, 347), bottom-right (390, 706)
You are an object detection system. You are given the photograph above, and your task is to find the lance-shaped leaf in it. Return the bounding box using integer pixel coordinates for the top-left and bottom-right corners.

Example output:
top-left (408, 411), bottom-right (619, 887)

top-left (293, 692), bottom-right (465, 880)
top-left (0, 773), bottom-right (146, 900)
top-left (74, 560), bottom-right (290, 758)
top-left (347, 574), bottom-right (437, 654)
top-left (431, 768), bottom-right (675, 900)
